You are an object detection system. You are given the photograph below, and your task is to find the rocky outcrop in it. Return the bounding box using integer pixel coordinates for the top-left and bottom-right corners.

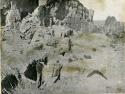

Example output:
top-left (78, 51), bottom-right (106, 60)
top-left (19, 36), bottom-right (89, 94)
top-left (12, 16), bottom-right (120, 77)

top-left (3, 0), bottom-right (96, 43)
top-left (1, 0), bottom-right (39, 26)
top-left (104, 16), bottom-right (125, 37)
top-left (20, 14), bottom-right (40, 42)
top-left (39, 0), bottom-right (47, 6)
top-left (5, 1), bottom-right (21, 30)
top-left (2, 1), bottom-right (22, 42)
top-left (37, 0), bottom-right (93, 31)
top-left (24, 56), bottom-right (48, 81)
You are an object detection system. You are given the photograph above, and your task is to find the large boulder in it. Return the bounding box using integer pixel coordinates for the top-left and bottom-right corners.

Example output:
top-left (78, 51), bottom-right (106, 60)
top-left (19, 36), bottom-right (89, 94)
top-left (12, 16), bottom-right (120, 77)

top-left (104, 16), bottom-right (125, 37)
top-left (24, 56), bottom-right (48, 81)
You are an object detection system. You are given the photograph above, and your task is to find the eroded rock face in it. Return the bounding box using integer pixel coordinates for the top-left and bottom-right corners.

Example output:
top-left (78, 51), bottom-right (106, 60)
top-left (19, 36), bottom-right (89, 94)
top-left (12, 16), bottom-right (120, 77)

top-left (20, 14), bottom-right (40, 42)
top-left (1, 0), bottom-right (39, 26)
top-left (39, 0), bottom-right (47, 6)
top-left (2, 1), bottom-right (21, 42)
top-left (37, 0), bottom-right (92, 31)
top-left (104, 16), bottom-right (125, 37)
top-left (7, 0), bottom-right (95, 43)
top-left (5, 1), bottom-right (21, 29)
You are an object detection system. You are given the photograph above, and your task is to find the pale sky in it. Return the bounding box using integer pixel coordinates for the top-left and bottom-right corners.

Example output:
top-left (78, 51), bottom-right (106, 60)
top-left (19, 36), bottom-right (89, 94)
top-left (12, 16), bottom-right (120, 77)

top-left (79, 0), bottom-right (125, 21)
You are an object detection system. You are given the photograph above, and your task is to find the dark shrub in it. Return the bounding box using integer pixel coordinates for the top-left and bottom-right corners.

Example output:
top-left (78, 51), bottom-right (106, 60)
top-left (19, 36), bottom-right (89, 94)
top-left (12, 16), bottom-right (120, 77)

top-left (1, 74), bottom-right (18, 92)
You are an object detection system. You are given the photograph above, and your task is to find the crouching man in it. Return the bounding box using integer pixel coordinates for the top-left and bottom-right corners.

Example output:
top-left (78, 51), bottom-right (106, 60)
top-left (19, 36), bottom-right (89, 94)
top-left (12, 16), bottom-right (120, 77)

top-left (52, 60), bottom-right (63, 83)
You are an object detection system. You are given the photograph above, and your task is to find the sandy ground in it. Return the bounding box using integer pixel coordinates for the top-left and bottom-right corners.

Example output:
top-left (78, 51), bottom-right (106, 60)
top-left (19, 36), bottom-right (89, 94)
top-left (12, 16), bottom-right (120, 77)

top-left (1, 25), bottom-right (125, 94)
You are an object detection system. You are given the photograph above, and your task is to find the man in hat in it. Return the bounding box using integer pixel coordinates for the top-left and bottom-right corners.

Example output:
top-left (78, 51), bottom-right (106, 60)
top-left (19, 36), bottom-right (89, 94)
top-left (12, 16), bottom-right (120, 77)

top-left (36, 55), bottom-right (48, 88)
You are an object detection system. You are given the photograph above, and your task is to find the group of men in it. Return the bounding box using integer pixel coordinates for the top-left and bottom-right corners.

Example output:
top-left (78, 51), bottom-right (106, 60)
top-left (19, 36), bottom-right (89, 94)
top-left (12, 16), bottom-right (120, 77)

top-left (36, 55), bottom-right (63, 88)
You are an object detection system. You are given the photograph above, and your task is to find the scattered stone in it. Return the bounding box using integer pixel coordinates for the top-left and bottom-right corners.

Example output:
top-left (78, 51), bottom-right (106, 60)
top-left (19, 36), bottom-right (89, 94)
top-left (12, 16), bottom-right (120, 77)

top-left (100, 45), bottom-right (106, 48)
top-left (84, 54), bottom-right (92, 59)
top-left (46, 38), bottom-right (58, 48)
top-left (33, 43), bottom-right (43, 50)
top-left (60, 51), bottom-right (66, 56)
top-left (92, 48), bottom-right (96, 52)
top-left (1, 0), bottom-right (125, 93)
top-left (110, 44), bottom-right (116, 48)
top-left (68, 58), bottom-right (73, 63)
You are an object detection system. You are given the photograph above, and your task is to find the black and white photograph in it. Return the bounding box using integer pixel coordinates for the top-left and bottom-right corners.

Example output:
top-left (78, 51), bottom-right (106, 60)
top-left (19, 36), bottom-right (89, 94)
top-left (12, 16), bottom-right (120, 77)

top-left (1, 0), bottom-right (125, 94)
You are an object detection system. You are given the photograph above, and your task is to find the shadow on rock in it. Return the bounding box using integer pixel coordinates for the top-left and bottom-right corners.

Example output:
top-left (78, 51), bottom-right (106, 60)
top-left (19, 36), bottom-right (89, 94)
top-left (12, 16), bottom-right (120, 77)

top-left (24, 60), bottom-right (37, 81)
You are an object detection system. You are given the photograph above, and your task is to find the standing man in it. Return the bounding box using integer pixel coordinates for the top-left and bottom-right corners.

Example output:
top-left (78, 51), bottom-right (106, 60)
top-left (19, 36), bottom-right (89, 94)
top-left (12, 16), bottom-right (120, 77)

top-left (68, 38), bottom-right (73, 51)
top-left (49, 17), bottom-right (53, 28)
top-left (36, 61), bottom-right (44, 88)
top-left (36, 55), bottom-right (48, 88)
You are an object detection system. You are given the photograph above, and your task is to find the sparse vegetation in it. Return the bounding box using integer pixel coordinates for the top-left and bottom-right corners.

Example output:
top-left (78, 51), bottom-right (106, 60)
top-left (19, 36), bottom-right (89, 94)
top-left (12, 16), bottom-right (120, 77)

top-left (1, 0), bottom-right (125, 93)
